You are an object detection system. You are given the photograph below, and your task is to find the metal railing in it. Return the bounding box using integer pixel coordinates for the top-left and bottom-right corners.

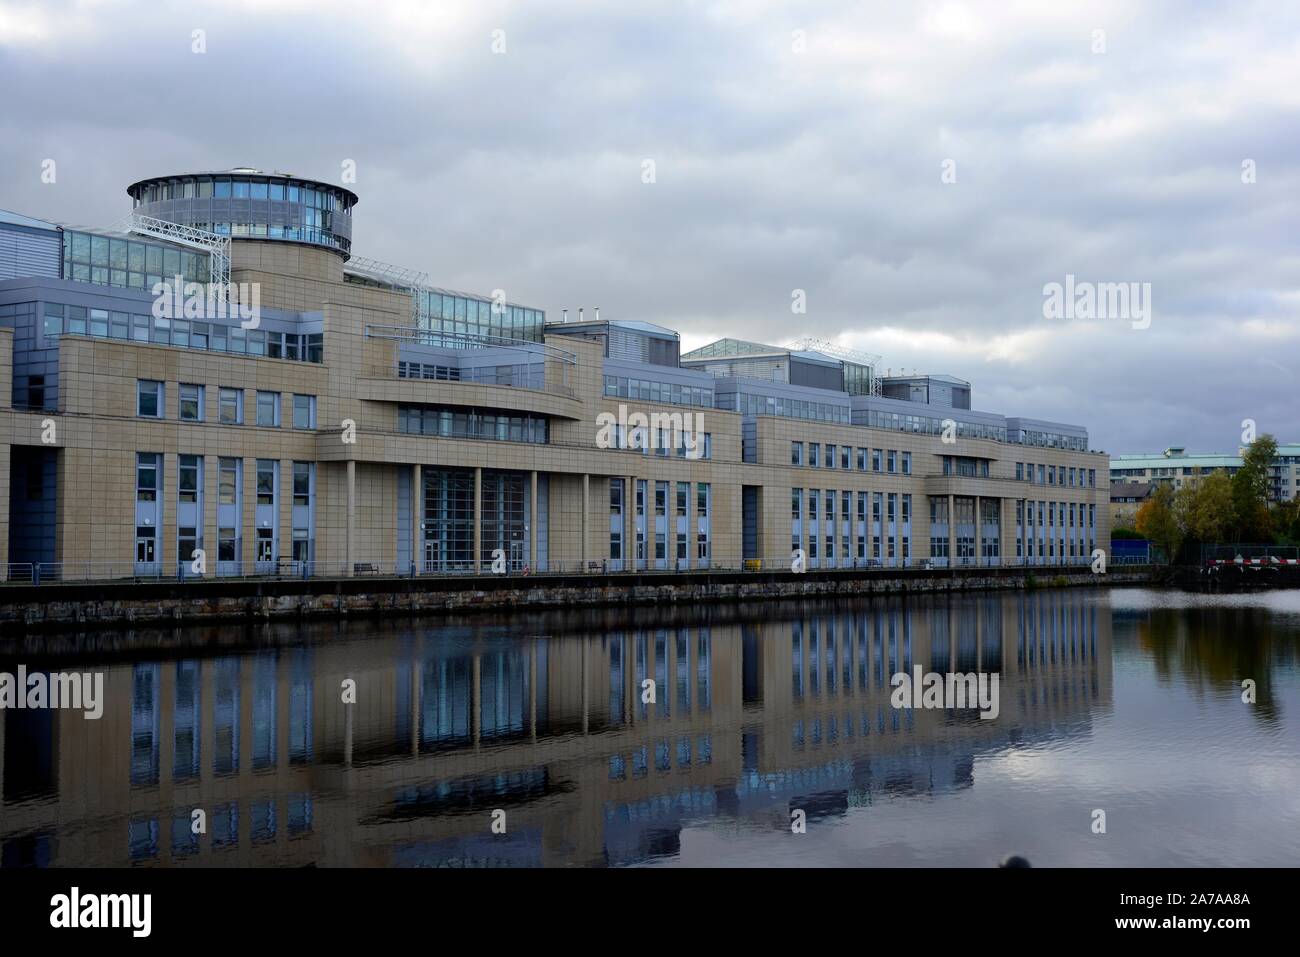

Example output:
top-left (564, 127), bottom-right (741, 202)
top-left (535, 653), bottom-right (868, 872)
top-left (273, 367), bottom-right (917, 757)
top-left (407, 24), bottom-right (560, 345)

top-left (2, 555), bottom-right (1104, 585)
top-left (1201, 544), bottom-right (1300, 565)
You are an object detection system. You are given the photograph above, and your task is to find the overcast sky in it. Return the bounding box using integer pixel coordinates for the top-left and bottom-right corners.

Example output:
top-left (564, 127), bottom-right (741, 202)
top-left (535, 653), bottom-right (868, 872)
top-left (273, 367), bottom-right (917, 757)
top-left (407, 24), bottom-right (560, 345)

top-left (2, 0), bottom-right (1297, 454)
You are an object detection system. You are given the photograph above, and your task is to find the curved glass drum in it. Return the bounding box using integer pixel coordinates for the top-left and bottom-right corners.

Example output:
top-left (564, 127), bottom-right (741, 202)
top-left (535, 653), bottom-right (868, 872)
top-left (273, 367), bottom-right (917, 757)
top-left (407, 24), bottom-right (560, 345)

top-left (126, 169), bottom-right (358, 257)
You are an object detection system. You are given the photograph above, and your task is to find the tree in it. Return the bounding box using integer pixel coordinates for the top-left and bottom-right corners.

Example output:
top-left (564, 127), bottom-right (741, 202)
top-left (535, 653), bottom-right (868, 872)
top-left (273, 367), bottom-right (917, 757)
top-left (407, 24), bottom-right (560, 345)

top-left (1231, 434), bottom-right (1277, 541)
top-left (1180, 471), bottom-right (1234, 543)
top-left (1272, 498), bottom-right (1300, 545)
top-left (1136, 484), bottom-right (1181, 564)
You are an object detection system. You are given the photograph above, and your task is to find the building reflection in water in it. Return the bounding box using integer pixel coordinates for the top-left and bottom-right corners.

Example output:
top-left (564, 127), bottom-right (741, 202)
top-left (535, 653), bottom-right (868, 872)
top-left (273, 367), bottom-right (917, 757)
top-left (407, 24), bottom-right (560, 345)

top-left (0, 591), bottom-right (1112, 867)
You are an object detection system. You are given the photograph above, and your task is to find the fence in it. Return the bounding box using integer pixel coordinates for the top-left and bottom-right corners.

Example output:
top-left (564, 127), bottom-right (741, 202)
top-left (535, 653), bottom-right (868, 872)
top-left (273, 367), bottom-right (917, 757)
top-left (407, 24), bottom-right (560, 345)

top-left (1, 553), bottom-right (1115, 586)
top-left (1200, 544), bottom-right (1300, 565)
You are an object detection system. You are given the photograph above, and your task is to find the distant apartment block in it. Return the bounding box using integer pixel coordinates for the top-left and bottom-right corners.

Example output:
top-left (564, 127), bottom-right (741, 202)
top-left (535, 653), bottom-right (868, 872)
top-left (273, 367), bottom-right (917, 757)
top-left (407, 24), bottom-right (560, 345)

top-left (1111, 445), bottom-right (1300, 503)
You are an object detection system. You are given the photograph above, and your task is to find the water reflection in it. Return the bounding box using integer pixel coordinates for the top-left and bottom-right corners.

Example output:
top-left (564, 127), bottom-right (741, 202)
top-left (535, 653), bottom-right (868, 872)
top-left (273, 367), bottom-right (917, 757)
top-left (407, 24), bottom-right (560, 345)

top-left (2, 588), bottom-right (1297, 867)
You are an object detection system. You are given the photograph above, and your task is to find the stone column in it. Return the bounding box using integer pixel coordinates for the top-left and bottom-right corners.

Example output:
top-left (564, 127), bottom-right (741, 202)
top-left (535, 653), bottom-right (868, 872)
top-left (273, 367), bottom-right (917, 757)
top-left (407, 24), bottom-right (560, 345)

top-left (346, 459), bottom-right (356, 576)
top-left (411, 464), bottom-right (421, 573)
top-left (581, 473), bottom-right (589, 570)
top-left (947, 493), bottom-right (956, 569)
top-left (627, 474), bottom-right (636, 570)
top-left (530, 470), bottom-right (538, 570)
top-left (473, 466), bottom-right (482, 573)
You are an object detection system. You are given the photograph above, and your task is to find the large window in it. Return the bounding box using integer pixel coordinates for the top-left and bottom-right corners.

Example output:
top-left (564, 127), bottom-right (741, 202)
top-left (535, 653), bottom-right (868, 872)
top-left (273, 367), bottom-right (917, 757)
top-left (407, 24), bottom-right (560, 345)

top-left (178, 455), bottom-right (201, 504)
top-left (219, 388), bottom-right (242, 425)
top-left (219, 457), bottom-right (239, 504)
top-left (292, 394), bottom-right (316, 430)
top-left (256, 391), bottom-right (280, 427)
top-left (136, 453), bottom-right (159, 502)
top-left (398, 405), bottom-right (548, 444)
top-left (137, 380), bottom-right (163, 418)
top-left (256, 460), bottom-right (276, 505)
top-left (179, 383), bottom-right (204, 422)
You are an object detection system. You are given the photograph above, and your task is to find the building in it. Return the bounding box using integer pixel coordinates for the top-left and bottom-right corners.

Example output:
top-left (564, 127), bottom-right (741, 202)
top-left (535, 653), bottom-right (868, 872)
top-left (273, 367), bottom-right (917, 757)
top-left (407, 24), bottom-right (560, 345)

top-left (1109, 481), bottom-right (1153, 528)
top-left (1111, 445), bottom-right (1300, 502)
top-left (0, 169), bottom-right (1110, 581)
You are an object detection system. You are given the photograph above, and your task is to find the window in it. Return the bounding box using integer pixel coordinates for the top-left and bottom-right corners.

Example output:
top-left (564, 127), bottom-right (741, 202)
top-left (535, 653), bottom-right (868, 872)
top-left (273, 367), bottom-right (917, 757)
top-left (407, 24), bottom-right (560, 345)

top-left (137, 380), bottom-right (163, 418)
top-left (257, 460), bottom-right (276, 505)
top-left (857, 448), bottom-right (867, 471)
top-left (136, 453), bottom-right (159, 502)
top-left (292, 394), bottom-right (316, 430)
top-left (887, 450), bottom-right (897, 473)
top-left (218, 528), bottom-right (237, 563)
top-left (42, 302), bottom-right (62, 339)
top-left (872, 449), bottom-right (882, 472)
top-left (179, 383), bottom-right (204, 421)
top-left (901, 451), bottom-right (911, 475)
top-left (219, 458), bottom-right (239, 505)
top-left (809, 443), bottom-right (820, 468)
top-left (825, 444), bottom-right (836, 468)
top-left (219, 388), bottom-right (242, 424)
top-left (178, 455), bottom-right (200, 504)
top-left (791, 442), bottom-right (804, 466)
top-left (293, 462), bottom-right (312, 508)
top-left (256, 391), bottom-right (280, 427)
top-left (840, 446), bottom-right (850, 470)
top-left (1016, 462), bottom-right (1024, 481)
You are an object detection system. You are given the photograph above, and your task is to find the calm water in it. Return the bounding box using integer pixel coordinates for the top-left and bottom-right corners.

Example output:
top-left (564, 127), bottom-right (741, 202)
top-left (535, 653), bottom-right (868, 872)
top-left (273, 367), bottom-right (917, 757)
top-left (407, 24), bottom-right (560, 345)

top-left (2, 587), bottom-right (1298, 868)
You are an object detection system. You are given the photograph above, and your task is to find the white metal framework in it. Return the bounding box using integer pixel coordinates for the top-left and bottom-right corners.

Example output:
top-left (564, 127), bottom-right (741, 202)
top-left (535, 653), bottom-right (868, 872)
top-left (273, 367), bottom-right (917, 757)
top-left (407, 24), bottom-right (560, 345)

top-left (108, 213), bottom-right (231, 291)
top-left (786, 336), bottom-right (882, 369)
top-left (344, 256), bottom-right (431, 327)
top-left (787, 336), bottom-right (883, 395)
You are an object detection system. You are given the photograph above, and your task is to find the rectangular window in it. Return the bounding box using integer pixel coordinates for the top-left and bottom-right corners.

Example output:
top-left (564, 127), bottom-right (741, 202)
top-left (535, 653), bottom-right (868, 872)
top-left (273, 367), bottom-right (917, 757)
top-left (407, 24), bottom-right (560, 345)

top-left (293, 462), bottom-right (312, 508)
top-left (901, 451), bottom-right (911, 475)
top-left (257, 460), bottom-right (276, 505)
top-left (179, 383), bottom-right (204, 421)
top-left (256, 391), bottom-right (280, 427)
top-left (219, 457), bottom-right (239, 505)
top-left (137, 380), bottom-right (163, 418)
top-left (825, 444), bottom-right (836, 468)
top-left (791, 441), bottom-right (803, 466)
top-left (292, 394), bottom-right (316, 430)
top-left (840, 446), bottom-right (850, 470)
top-left (887, 450), bottom-right (897, 473)
top-left (872, 449), bottom-right (882, 472)
top-left (1016, 462), bottom-right (1024, 481)
top-left (178, 455), bottom-right (200, 504)
top-left (857, 447), bottom-right (867, 471)
top-left (610, 478), bottom-right (623, 515)
top-left (136, 453), bottom-right (159, 502)
top-left (219, 388), bottom-right (242, 425)
top-left (809, 443), bottom-right (820, 468)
